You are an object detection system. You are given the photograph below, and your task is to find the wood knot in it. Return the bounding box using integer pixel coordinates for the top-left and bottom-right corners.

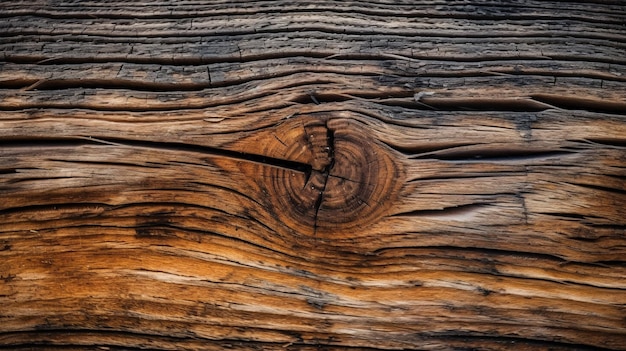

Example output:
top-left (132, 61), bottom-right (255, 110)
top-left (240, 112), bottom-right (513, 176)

top-left (244, 114), bottom-right (403, 236)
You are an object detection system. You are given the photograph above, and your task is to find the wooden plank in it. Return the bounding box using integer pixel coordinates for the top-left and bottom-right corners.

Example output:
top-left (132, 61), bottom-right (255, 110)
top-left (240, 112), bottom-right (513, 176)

top-left (1, 1), bottom-right (625, 350)
top-left (1, 1), bottom-right (625, 23)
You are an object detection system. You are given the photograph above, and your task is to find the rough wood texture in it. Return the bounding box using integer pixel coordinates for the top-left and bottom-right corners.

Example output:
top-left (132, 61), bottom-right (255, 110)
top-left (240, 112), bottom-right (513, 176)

top-left (1, 1), bottom-right (625, 350)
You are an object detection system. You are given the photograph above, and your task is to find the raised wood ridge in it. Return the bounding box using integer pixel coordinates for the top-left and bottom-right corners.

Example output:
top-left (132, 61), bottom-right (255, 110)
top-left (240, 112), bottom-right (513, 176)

top-left (1, 1), bottom-right (625, 350)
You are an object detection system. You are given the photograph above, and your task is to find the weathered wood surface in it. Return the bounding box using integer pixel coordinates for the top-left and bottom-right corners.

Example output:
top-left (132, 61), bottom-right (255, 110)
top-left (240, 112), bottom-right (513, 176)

top-left (1, 1), bottom-right (625, 350)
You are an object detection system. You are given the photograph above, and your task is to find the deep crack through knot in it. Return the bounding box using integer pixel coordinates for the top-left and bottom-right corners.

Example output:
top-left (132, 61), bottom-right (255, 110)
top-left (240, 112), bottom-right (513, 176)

top-left (313, 122), bottom-right (335, 234)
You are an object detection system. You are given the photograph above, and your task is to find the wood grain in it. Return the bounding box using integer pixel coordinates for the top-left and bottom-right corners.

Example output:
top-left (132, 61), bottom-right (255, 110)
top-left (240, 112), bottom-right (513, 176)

top-left (1, 1), bottom-right (625, 350)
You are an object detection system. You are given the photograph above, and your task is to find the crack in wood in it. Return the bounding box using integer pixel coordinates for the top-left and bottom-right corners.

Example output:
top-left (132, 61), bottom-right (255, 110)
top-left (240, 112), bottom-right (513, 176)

top-left (85, 137), bottom-right (313, 175)
top-left (312, 121), bottom-right (335, 235)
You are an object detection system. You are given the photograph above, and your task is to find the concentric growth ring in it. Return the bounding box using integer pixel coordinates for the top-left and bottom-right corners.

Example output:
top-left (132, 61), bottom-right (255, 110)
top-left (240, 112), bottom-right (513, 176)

top-left (253, 114), bottom-right (403, 237)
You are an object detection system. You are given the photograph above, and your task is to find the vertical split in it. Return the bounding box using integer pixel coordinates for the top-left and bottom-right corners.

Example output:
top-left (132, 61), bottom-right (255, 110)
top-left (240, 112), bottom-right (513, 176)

top-left (312, 122), bottom-right (336, 234)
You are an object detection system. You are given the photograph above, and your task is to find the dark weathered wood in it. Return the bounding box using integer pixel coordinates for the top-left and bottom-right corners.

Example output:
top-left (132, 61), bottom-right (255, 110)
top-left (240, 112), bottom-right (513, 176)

top-left (1, 1), bottom-right (625, 350)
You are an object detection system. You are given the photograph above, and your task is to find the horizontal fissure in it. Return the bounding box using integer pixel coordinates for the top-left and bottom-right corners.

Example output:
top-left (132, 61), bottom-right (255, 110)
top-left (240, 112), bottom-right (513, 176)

top-left (4, 78), bottom-right (210, 92)
top-left (0, 137), bottom-right (96, 148)
top-left (0, 136), bottom-right (312, 174)
top-left (585, 137), bottom-right (626, 148)
top-left (537, 212), bottom-right (602, 220)
top-left (47, 158), bottom-right (163, 169)
top-left (377, 97), bottom-right (552, 112)
top-left (410, 172), bottom-right (527, 182)
top-left (585, 224), bottom-right (626, 230)
top-left (381, 141), bottom-right (481, 156)
top-left (413, 149), bottom-right (573, 162)
top-left (595, 260), bottom-right (626, 268)
top-left (393, 203), bottom-right (488, 219)
top-left (584, 137), bottom-right (626, 148)
top-left (532, 94), bottom-right (626, 114)
top-left (92, 137), bottom-right (313, 174)
top-left (291, 92), bottom-right (354, 105)
top-left (563, 181), bottom-right (626, 196)
top-left (373, 245), bottom-right (568, 263)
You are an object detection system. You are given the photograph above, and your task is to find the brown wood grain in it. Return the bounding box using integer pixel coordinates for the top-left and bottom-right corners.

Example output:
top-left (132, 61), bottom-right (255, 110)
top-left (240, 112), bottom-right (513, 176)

top-left (1, 1), bottom-right (625, 350)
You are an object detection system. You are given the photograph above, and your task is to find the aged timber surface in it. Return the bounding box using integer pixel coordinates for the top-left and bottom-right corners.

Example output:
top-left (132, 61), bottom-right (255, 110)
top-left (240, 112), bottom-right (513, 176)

top-left (1, 1), bottom-right (625, 350)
